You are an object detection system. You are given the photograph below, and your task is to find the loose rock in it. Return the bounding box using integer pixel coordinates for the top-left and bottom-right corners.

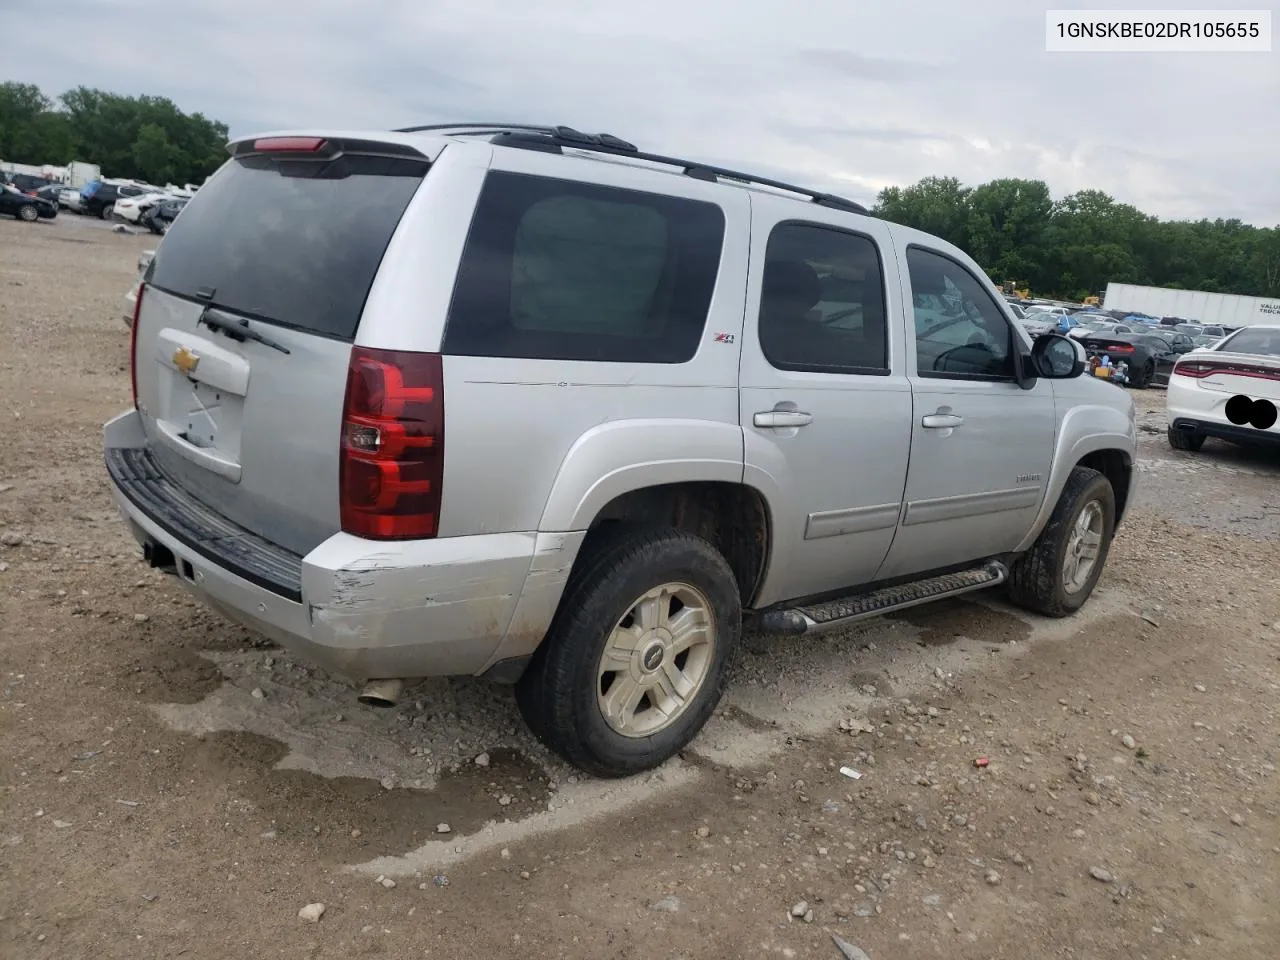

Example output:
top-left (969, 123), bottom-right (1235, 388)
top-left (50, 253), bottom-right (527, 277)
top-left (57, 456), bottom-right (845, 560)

top-left (1090, 866), bottom-right (1114, 883)
top-left (298, 903), bottom-right (325, 923)
top-left (790, 900), bottom-right (809, 918)
top-left (436, 823), bottom-right (451, 834)
top-left (985, 870), bottom-right (1002, 885)
top-left (250, 687), bottom-right (265, 700)
top-left (1121, 734), bottom-right (1136, 750)
top-left (650, 895), bottom-right (681, 913)
top-left (830, 933), bottom-right (872, 960)
top-left (474, 752), bottom-right (490, 768)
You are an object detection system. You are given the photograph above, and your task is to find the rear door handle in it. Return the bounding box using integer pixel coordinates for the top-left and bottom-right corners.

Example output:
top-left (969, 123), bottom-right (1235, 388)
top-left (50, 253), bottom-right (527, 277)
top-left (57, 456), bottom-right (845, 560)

top-left (754, 410), bottom-right (814, 428)
top-left (921, 414), bottom-right (964, 429)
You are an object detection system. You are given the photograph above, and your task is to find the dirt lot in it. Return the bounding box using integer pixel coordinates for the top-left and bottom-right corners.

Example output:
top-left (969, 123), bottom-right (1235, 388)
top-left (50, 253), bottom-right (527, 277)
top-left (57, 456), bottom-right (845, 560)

top-left (3, 215), bottom-right (1280, 960)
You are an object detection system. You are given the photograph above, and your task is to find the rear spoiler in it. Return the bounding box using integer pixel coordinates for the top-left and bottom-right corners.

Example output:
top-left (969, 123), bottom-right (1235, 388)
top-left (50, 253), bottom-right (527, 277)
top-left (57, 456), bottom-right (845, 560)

top-left (228, 136), bottom-right (430, 162)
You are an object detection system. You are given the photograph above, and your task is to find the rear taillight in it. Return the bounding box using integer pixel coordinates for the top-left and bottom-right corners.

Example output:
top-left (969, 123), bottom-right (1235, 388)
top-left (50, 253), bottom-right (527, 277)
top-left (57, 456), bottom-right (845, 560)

top-left (339, 347), bottom-right (444, 540)
top-left (129, 283), bottom-right (146, 407)
top-left (1174, 359), bottom-right (1280, 381)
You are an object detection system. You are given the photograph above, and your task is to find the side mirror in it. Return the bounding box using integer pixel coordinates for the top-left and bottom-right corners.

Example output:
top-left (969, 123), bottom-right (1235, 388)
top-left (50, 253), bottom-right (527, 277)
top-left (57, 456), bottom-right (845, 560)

top-left (1031, 334), bottom-right (1085, 379)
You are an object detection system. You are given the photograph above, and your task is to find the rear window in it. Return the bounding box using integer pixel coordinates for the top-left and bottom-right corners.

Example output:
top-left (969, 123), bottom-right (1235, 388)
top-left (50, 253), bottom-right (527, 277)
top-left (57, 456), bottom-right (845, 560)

top-left (147, 154), bottom-right (426, 340)
top-left (443, 171), bottom-right (726, 363)
top-left (1221, 328), bottom-right (1280, 356)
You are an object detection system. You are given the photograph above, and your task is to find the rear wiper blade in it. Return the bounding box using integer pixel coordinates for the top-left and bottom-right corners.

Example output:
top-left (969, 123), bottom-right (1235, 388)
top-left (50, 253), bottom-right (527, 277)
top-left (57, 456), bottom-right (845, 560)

top-left (198, 309), bottom-right (291, 355)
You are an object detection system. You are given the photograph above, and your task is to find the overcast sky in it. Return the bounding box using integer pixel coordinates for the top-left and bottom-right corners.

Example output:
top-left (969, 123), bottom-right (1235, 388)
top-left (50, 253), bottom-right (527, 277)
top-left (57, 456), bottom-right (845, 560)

top-left (7, 0), bottom-right (1278, 224)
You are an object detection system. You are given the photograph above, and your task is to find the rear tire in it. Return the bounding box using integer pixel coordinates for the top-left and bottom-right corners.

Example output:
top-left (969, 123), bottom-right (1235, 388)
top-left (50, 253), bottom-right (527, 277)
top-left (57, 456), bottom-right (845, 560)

top-left (17, 205), bottom-right (38, 222)
top-left (515, 527), bottom-right (741, 778)
top-left (1130, 360), bottom-right (1154, 389)
top-left (1007, 466), bottom-right (1116, 618)
top-left (99, 204), bottom-right (113, 221)
top-left (1167, 425), bottom-right (1205, 451)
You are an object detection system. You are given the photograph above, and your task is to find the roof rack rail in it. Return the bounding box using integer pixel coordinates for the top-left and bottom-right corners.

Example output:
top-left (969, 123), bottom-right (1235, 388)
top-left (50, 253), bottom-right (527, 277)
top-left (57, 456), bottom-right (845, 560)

top-left (392, 122), bottom-right (869, 215)
top-left (392, 122), bottom-right (558, 136)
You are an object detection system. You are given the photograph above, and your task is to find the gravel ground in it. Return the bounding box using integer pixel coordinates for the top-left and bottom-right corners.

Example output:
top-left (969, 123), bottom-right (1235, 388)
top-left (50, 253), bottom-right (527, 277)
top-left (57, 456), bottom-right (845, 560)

top-left (3, 215), bottom-right (1280, 959)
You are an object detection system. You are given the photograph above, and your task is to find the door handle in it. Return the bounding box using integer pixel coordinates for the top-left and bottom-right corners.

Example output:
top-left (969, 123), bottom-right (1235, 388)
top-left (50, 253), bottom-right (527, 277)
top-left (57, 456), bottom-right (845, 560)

top-left (754, 410), bottom-right (814, 429)
top-left (921, 413), bottom-right (964, 429)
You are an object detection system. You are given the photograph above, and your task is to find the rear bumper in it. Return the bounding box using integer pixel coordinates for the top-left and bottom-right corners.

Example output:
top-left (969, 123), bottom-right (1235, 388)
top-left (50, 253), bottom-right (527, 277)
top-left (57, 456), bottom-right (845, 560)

top-left (1171, 417), bottom-right (1280, 449)
top-left (104, 409), bottom-right (578, 682)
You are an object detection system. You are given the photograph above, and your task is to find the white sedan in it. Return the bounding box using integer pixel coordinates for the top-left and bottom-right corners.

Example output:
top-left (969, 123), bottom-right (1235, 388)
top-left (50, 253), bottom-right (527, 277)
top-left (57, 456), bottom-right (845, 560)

top-left (1166, 325), bottom-right (1280, 452)
top-left (111, 191), bottom-right (173, 223)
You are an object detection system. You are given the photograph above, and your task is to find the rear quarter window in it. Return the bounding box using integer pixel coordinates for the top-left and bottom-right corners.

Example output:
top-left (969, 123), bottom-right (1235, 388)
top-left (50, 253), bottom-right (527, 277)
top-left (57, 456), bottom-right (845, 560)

top-left (443, 172), bottom-right (726, 363)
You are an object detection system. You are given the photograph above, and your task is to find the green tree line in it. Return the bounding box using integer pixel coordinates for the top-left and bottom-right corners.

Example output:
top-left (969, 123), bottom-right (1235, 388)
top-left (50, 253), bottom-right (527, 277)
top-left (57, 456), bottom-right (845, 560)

top-left (873, 176), bottom-right (1280, 301)
top-left (0, 82), bottom-right (228, 187)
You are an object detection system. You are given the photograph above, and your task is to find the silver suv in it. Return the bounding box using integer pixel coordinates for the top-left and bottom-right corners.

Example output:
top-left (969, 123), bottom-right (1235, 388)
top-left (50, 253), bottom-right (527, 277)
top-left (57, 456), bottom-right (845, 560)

top-left (104, 124), bottom-right (1137, 777)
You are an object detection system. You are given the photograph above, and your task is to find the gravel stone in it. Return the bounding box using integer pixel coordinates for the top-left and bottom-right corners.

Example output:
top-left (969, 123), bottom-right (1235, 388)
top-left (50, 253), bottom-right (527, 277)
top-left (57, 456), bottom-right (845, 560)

top-left (298, 903), bottom-right (325, 923)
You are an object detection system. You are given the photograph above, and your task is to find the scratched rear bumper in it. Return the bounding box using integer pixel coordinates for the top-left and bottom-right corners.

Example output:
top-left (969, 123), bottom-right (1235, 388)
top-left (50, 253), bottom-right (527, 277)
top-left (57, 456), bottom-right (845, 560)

top-left (103, 408), bottom-right (569, 682)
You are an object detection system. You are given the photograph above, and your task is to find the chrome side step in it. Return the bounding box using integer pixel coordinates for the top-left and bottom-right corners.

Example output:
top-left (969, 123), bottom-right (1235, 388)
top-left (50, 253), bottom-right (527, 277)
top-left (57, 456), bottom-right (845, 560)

top-left (758, 560), bottom-right (1009, 636)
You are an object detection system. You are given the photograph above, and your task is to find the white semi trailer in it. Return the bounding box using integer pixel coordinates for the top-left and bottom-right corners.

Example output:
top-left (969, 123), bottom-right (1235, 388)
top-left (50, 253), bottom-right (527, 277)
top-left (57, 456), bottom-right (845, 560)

top-left (1103, 282), bottom-right (1280, 327)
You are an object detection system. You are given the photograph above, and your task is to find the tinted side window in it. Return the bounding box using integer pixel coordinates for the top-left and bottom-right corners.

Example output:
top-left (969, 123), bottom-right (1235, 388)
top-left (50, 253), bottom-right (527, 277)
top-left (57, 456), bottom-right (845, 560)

top-left (444, 172), bottom-right (725, 363)
top-left (906, 247), bottom-right (1014, 380)
top-left (757, 223), bottom-right (888, 374)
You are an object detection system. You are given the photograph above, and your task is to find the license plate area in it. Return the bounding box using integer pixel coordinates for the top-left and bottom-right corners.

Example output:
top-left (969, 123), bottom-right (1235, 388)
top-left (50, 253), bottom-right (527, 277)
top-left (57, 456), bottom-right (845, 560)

top-left (152, 328), bottom-right (252, 477)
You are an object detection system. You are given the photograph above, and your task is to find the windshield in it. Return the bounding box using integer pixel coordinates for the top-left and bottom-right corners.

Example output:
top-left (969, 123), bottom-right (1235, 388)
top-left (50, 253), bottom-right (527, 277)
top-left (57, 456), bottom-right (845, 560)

top-left (1219, 328), bottom-right (1280, 356)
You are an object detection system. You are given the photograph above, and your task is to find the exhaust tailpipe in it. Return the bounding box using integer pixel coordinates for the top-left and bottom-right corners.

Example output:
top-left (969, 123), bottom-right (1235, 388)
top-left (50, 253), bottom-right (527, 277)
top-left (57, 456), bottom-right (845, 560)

top-left (357, 678), bottom-right (404, 708)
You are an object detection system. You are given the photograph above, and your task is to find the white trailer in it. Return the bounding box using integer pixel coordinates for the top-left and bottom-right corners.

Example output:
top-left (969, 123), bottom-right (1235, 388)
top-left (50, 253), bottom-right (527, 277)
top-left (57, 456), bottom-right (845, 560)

top-left (1103, 283), bottom-right (1280, 328)
top-left (67, 161), bottom-right (101, 188)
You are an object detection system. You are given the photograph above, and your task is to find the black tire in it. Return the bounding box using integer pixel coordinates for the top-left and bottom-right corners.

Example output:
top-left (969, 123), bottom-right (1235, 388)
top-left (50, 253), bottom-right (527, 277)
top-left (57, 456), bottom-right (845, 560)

top-left (1130, 360), bottom-right (1154, 389)
top-left (1006, 466), bottom-right (1116, 618)
top-left (99, 204), bottom-right (113, 221)
top-left (515, 527), bottom-right (741, 777)
top-left (1167, 425), bottom-right (1205, 451)
top-left (17, 205), bottom-right (38, 222)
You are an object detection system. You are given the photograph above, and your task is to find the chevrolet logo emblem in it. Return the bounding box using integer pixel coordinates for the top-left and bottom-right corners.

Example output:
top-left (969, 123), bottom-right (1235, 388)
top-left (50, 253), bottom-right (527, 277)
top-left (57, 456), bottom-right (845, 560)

top-left (172, 346), bottom-right (200, 376)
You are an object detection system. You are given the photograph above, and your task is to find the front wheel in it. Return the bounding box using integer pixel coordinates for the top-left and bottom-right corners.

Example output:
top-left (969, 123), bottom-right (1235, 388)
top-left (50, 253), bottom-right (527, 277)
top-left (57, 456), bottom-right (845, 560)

top-left (1007, 466), bottom-right (1116, 618)
top-left (17, 205), bottom-right (38, 222)
top-left (515, 528), bottom-right (741, 777)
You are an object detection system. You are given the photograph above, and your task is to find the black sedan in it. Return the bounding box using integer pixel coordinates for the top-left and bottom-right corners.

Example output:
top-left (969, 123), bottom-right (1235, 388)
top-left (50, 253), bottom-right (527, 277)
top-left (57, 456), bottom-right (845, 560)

top-left (0, 183), bottom-right (57, 222)
top-left (1076, 331), bottom-right (1196, 388)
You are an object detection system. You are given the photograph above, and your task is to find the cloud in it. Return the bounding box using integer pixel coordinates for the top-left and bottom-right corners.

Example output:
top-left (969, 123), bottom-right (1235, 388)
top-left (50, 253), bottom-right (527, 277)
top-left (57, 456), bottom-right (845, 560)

top-left (3, 0), bottom-right (1276, 224)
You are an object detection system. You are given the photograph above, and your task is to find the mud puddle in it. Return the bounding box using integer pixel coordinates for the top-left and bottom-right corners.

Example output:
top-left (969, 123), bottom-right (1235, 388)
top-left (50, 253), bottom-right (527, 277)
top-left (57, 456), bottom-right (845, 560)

top-left (187, 732), bottom-right (551, 859)
top-left (891, 597), bottom-right (1033, 646)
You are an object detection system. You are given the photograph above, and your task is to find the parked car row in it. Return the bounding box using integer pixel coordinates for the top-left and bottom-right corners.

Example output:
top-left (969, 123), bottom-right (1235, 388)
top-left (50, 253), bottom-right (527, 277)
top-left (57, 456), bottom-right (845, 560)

top-left (1003, 294), bottom-right (1240, 341)
top-left (1019, 313), bottom-right (1199, 390)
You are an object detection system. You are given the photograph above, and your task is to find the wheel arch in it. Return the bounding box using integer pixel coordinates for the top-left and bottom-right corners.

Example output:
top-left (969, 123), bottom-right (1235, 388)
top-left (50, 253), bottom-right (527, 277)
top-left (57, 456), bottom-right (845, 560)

top-left (1013, 406), bottom-right (1136, 554)
top-left (479, 479), bottom-right (773, 682)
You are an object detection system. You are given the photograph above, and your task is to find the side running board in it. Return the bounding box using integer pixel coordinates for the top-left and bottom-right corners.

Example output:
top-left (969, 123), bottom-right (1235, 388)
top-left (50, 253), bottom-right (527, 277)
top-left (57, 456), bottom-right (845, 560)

top-left (758, 561), bottom-right (1009, 636)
